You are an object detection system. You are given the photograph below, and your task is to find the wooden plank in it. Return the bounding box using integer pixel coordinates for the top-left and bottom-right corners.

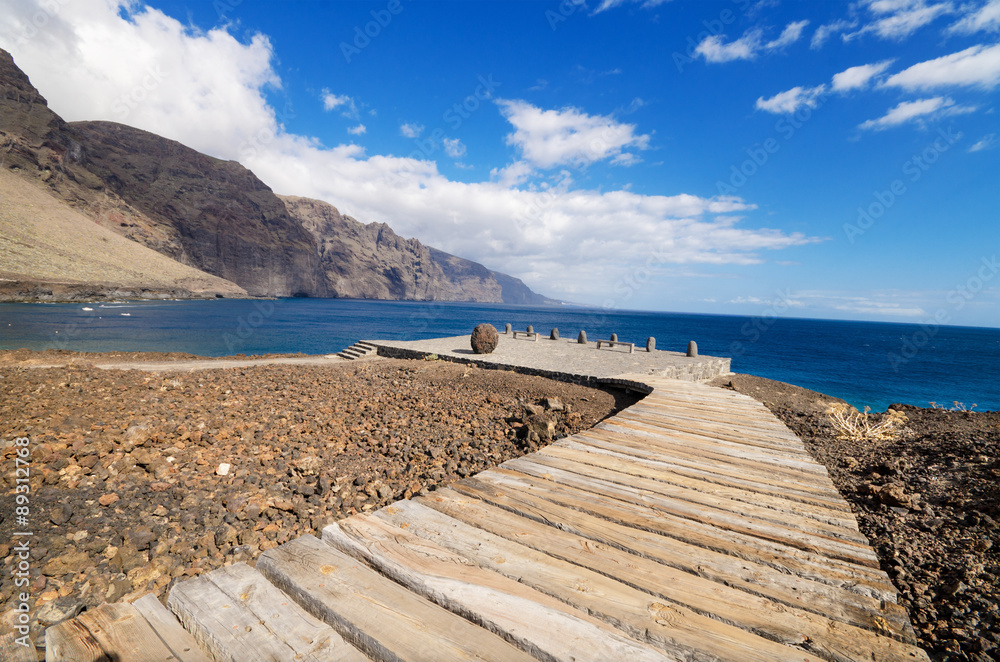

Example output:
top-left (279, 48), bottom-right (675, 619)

top-left (445, 471), bottom-right (914, 639)
top-left (168, 574), bottom-right (312, 662)
top-left (45, 618), bottom-right (107, 662)
top-left (206, 563), bottom-right (367, 661)
top-left (323, 515), bottom-right (673, 662)
top-left (546, 442), bottom-right (856, 526)
top-left (619, 408), bottom-right (807, 451)
top-left (574, 429), bottom-right (846, 503)
top-left (587, 425), bottom-right (840, 489)
top-left (2, 632), bottom-right (40, 662)
top-left (73, 603), bottom-right (183, 661)
top-left (420, 486), bottom-right (925, 659)
top-left (378, 498), bottom-right (831, 662)
top-left (133, 593), bottom-right (213, 662)
top-left (256, 534), bottom-right (536, 661)
top-left (478, 467), bottom-right (880, 568)
top-left (522, 449), bottom-right (862, 535)
top-left (562, 437), bottom-right (852, 514)
top-left (600, 419), bottom-right (830, 476)
top-left (475, 455), bottom-right (897, 598)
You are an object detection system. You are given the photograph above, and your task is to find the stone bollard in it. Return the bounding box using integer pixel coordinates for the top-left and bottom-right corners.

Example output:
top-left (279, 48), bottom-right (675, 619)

top-left (646, 337), bottom-right (656, 352)
top-left (505, 323), bottom-right (512, 334)
top-left (610, 333), bottom-right (618, 342)
top-left (526, 325), bottom-right (534, 334)
top-left (686, 341), bottom-right (698, 357)
top-left (578, 330), bottom-right (587, 344)
top-left (550, 328), bottom-right (559, 340)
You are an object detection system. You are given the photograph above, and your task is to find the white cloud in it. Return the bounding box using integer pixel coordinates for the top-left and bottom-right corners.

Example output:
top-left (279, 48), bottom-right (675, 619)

top-left (831, 60), bottom-right (895, 91)
top-left (969, 133), bottom-right (997, 151)
top-left (811, 19), bottom-right (858, 48)
top-left (766, 20), bottom-right (810, 49)
top-left (443, 137), bottom-right (466, 159)
top-left (695, 21), bottom-right (808, 63)
top-left (859, 96), bottom-right (975, 129)
top-left (496, 99), bottom-right (650, 169)
top-left (0, 0), bottom-right (278, 160)
top-left (399, 122), bottom-right (424, 138)
top-left (592, 0), bottom-right (672, 14)
top-left (755, 85), bottom-right (827, 113)
top-left (694, 30), bottom-right (764, 63)
top-left (322, 90), bottom-right (359, 119)
top-left (0, 0), bottom-right (818, 304)
top-left (948, 0), bottom-right (1000, 33)
top-left (322, 91), bottom-right (349, 111)
top-left (845, 0), bottom-right (955, 41)
top-left (883, 44), bottom-right (1000, 90)
top-left (347, 124), bottom-right (366, 135)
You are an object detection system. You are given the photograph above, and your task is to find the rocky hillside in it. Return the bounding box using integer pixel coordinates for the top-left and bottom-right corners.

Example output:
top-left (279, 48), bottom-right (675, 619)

top-left (0, 168), bottom-right (247, 301)
top-left (282, 196), bottom-right (554, 303)
top-left (0, 48), bottom-right (556, 304)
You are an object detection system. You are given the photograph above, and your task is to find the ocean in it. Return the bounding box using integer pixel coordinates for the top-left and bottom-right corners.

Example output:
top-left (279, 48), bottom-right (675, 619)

top-left (1, 298), bottom-right (997, 412)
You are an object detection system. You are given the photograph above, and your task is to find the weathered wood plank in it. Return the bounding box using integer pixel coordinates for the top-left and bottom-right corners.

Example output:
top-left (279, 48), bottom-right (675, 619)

top-left (168, 574), bottom-right (311, 662)
top-left (426, 486), bottom-right (926, 658)
top-left (600, 419), bottom-right (830, 476)
top-left (256, 534), bottom-right (536, 661)
top-left (521, 449), bottom-right (862, 535)
top-left (45, 618), bottom-right (107, 662)
top-left (445, 472), bottom-right (915, 641)
top-left (133, 593), bottom-right (213, 662)
top-left (479, 467), bottom-right (880, 567)
top-left (379, 498), bottom-right (831, 662)
top-left (574, 429), bottom-right (846, 502)
top-left (207, 563), bottom-right (367, 661)
top-left (587, 425), bottom-right (841, 489)
top-left (2, 631), bottom-right (41, 662)
top-left (323, 515), bottom-right (673, 662)
top-left (618, 408), bottom-right (807, 450)
top-left (544, 442), bottom-right (856, 527)
top-left (561, 438), bottom-right (851, 514)
top-left (73, 603), bottom-right (183, 661)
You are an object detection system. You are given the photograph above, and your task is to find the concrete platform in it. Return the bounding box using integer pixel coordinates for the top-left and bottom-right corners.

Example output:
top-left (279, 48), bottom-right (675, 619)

top-left (369, 332), bottom-right (731, 384)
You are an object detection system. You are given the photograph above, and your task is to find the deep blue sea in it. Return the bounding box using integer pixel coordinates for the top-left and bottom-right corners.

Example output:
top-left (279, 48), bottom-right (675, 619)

top-left (1, 299), bottom-right (997, 412)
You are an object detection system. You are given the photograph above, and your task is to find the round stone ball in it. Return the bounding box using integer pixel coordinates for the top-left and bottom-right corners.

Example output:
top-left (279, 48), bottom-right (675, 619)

top-left (471, 324), bottom-right (499, 354)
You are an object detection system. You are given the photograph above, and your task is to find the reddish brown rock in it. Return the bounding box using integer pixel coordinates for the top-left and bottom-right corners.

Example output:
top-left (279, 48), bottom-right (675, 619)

top-left (470, 323), bottom-right (499, 354)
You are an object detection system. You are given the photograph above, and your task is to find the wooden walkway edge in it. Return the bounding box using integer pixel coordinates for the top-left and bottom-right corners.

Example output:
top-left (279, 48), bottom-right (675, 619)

top-left (42, 374), bottom-right (930, 661)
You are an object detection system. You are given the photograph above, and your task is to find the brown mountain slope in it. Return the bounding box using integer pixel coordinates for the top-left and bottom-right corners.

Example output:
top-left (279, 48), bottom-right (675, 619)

top-left (282, 195), bottom-right (556, 303)
top-left (0, 168), bottom-right (246, 300)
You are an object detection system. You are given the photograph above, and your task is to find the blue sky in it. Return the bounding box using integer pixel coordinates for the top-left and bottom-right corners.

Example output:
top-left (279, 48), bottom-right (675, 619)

top-left (1, 0), bottom-right (998, 326)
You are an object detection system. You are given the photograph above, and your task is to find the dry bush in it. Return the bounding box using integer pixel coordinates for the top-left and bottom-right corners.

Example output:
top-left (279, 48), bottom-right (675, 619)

top-left (826, 403), bottom-right (909, 442)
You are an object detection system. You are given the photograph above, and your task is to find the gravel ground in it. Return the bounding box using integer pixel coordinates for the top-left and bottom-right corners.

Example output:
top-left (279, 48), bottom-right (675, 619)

top-left (0, 356), bottom-right (639, 654)
top-left (712, 373), bottom-right (1000, 662)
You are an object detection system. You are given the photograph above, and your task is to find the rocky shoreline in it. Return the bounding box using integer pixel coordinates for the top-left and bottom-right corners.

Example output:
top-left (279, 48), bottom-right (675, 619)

top-left (0, 353), bottom-right (995, 661)
top-left (714, 374), bottom-right (999, 662)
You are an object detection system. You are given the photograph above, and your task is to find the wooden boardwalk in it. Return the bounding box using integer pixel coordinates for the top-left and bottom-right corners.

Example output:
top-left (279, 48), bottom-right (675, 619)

top-left (45, 375), bottom-right (929, 661)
